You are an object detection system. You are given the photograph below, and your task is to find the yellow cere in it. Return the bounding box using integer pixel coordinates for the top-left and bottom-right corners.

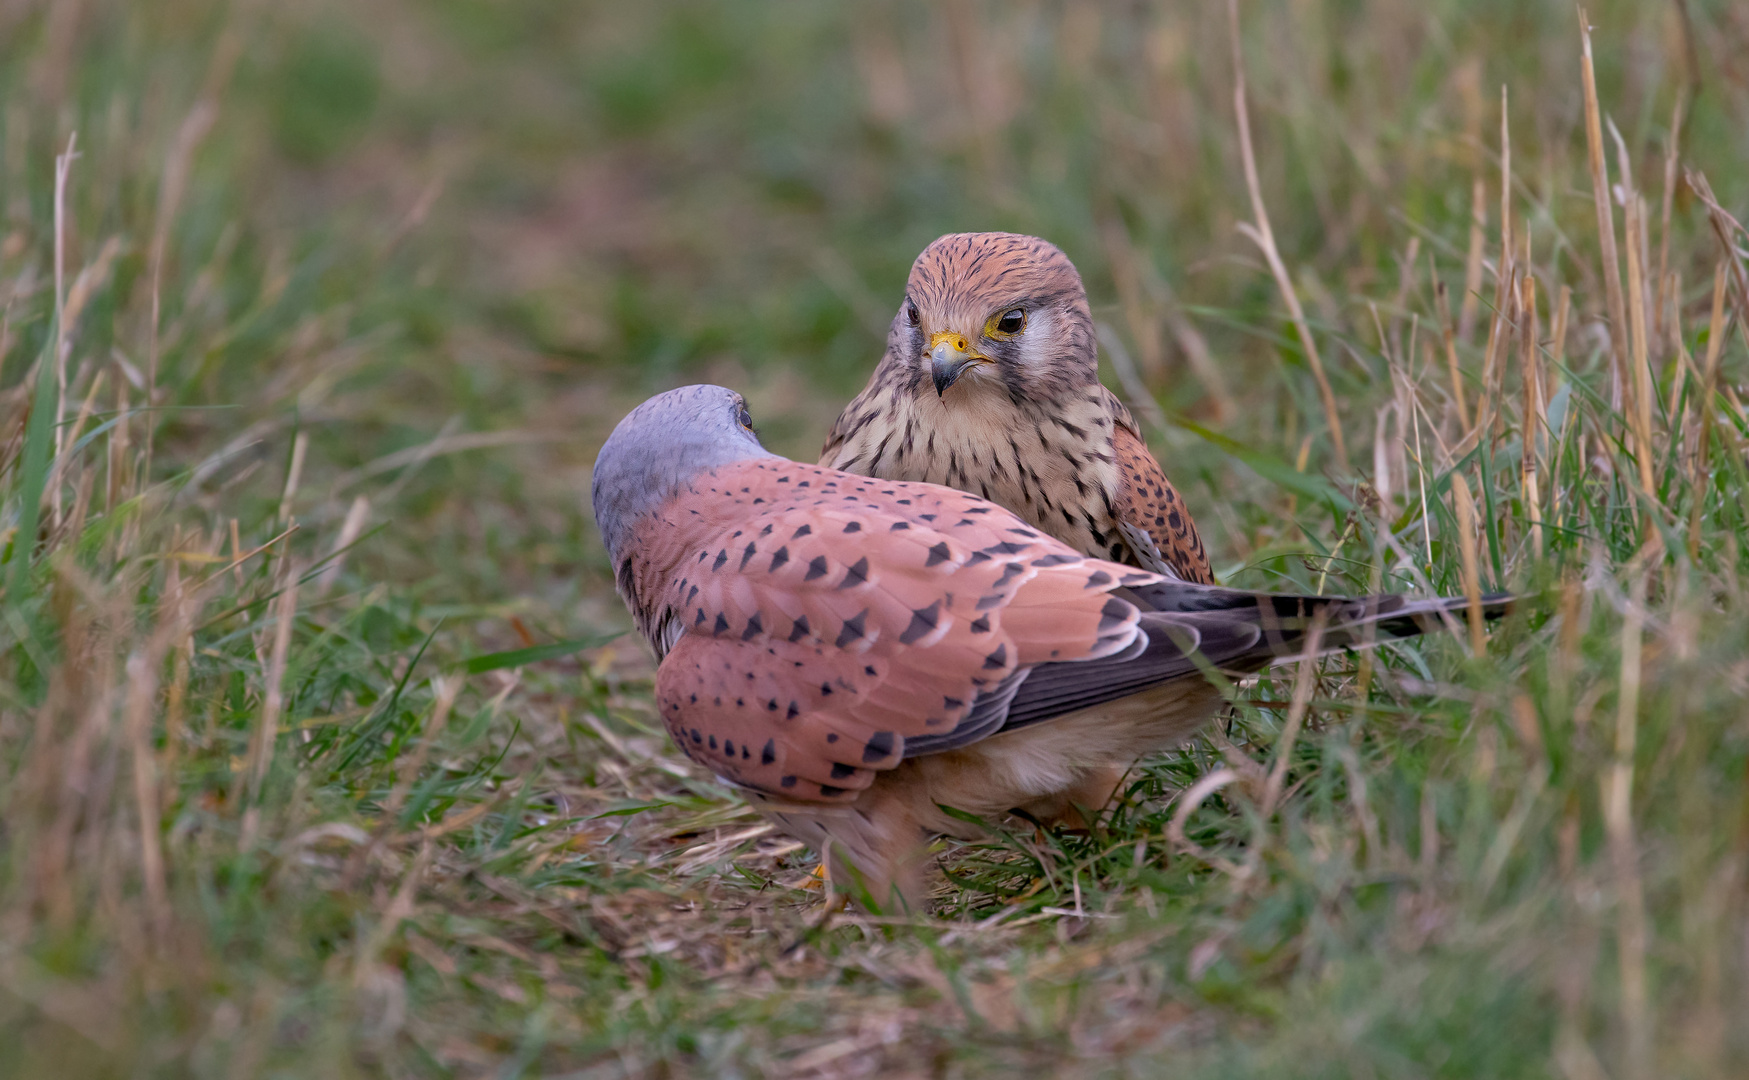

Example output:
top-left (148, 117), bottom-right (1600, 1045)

top-left (928, 330), bottom-right (973, 355)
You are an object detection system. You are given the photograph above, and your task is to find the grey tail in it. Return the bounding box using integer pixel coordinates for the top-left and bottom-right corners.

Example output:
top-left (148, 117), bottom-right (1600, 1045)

top-left (974, 587), bottom-right (1513, 740)
top-left (1118, 583), bottom-right (1515, 665)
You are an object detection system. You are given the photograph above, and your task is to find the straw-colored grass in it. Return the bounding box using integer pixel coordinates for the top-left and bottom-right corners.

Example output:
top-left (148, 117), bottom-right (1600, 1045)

top-left (2, 0), bottom-right (1747, 1075)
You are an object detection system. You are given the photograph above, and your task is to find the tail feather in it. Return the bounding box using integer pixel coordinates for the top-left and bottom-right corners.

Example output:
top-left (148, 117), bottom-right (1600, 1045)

top-left (1119, 583), bottom-right (1513, 657)
top-left (985, 587), bottom-right (1514, 739)
top-left (1232, 591), bottom-right (1515, 665)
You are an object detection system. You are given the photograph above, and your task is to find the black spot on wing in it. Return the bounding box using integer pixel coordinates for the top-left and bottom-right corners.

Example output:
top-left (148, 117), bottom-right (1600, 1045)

top-left (834, 609), bottom-right (870, 648)
top-left (862, 731), bottom-right (896, 762)
top-left (898, 601), bottom-right (942, 645)
top-left (804, 556), bottom-right (829, 581)
top-left (838, 557), bottom-right (869, 588)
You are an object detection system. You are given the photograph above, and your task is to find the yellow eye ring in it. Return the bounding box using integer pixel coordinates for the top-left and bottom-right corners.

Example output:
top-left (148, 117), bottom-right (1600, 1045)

top-left (987, 307), bottom-right (1026, 338)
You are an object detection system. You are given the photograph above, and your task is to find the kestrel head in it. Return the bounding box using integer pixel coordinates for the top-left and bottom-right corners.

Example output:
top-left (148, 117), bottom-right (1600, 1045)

top-left (893, 232), bottom-right (1096, 400)
top-left (592, 384), bottom-right (775, 562)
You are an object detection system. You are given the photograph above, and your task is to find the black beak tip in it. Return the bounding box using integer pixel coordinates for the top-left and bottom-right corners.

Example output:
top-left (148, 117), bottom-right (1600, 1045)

top-left (932, 371), bottom-right (952, 396)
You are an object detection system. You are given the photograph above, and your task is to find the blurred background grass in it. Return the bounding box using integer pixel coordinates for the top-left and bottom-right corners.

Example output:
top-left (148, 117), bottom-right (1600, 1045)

top-left (2, 0), bottom-right (1748, 1075)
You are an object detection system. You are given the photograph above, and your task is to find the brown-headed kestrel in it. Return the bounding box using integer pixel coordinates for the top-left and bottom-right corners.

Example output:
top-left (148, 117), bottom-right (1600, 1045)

top-left (822, 231), bottom-right (1213, 583)
top-left (592, 385), bottom-right (1504, 911)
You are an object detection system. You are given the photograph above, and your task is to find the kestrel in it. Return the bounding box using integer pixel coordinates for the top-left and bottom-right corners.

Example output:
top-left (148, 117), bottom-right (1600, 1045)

top-left (593, 385), bottom-right (1503, 911)
top-left (822, 231), bottom-right (1213, 584)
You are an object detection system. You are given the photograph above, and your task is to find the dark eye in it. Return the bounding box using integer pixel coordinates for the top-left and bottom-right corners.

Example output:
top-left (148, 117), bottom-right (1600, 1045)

top-left (737, 405), bottom-right (755, 429)
top-left (996, 308), bottom-right (1025, 334)
top-left (905, 301), bottom-right (920, 327)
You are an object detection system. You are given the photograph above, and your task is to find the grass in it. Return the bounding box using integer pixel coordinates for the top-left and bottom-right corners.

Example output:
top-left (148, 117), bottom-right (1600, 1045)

top-left (2, 0), bottom-right (1748, 1075)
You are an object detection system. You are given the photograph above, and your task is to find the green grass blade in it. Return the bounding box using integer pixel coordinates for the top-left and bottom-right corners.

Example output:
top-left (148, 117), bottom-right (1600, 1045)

top-left (7, 321), bottom-right (60, 601)
top-left (459, 631), bottom-right (625, 674)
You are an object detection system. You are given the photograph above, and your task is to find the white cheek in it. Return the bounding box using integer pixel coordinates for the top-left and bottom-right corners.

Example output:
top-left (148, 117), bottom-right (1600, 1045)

top-left (1012, 310), bottom-right (1055, 368)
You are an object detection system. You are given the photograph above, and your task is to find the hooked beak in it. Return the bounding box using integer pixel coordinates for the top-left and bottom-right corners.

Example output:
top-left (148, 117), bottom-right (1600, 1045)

top-left (928, 332), bottom-right (988, 396)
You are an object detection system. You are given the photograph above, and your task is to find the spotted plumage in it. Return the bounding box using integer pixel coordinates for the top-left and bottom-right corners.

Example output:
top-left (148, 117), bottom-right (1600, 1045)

top-left (821, 231), bottom-right (1214, 583)
top-left (592, 385), bottom-right (1509, 910)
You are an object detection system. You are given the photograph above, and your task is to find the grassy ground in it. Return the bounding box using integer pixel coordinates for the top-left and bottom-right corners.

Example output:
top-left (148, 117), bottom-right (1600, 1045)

top-left (2, 0), bottom-right (1748, 1075)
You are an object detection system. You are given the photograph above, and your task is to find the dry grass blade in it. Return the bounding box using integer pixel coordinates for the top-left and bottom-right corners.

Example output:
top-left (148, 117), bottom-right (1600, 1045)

top-left (356, 839), bottom-right (435, 982)
top-left (1499, 85), bottom-right (1512, 285)
top-left (1655, 94), bottom-right (1686, 345)
top-left (1689, 263), bottom-right (1731, 558)
top-left (1470, 261), bottom-right (1514, 453)
top-left (1610, 122), bottom-right (1658, 499)
top-left (1450, 471), bottom-right (1486, 655)
top-left (1521, 273), bottom-right (1544, 558)
top-left (50, 134), bottom-right (76, 465)
top-left (315, 495), bottom-right (371, 596)
top-left (1552, 284), bottom-right (1572, 369)
top-left (1260, 610), bottom-right (1327, 819)
top-left (1577, 5), bottom-right (1631, 412)
top-left (1225, 0), bottom-right (1347, 472)
top-left (1460, 177), bottom-right (1487, 344)
top-left (1166, 767), bottom-right (1242, 876)
top-left (278, 430), bottom-right (308, 524)
top-left (120, 578), bottom-right (203, 947)
top-left (325, 430), bottom-right (557, 497)
top-left (1685, 170), bottom-right (1749, 328)
top-left (1433, 262), bottom-right (1470, 429)
top-left (241, 552), bottom-right (300, 847)
top-left (1607, 572), bottom-right (1650, 1079)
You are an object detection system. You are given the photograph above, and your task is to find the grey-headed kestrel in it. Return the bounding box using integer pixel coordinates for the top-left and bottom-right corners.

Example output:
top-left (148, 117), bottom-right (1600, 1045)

top-left (822, 231), bottom-right (1213, 584)
top-left (593, 385), bottom-right (1506, 911)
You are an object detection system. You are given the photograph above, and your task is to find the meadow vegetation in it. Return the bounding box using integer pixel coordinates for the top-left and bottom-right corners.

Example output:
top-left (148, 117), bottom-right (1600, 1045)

top-left (1, 0), bottom-right (1747, 1075)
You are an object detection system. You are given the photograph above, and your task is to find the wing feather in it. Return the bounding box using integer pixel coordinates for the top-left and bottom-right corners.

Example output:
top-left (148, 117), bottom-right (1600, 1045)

top-left (1111, 418), bottom-right (1216, 584)
top-left (647, 460), bottom-right (1160, 803)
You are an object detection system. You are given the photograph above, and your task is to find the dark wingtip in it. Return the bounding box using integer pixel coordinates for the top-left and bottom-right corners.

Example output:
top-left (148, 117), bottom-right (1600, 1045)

top-left (1478, 592), bottom-right (1517, 618)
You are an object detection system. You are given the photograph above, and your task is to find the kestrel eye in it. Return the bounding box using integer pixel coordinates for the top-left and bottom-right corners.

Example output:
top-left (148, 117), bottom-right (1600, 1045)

top-left (738, 406), bottom-right (755, 429)
top-left (996, 308), bottom-right (1025, 334)
top-left (905, 301), bottom-right (920, 328)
